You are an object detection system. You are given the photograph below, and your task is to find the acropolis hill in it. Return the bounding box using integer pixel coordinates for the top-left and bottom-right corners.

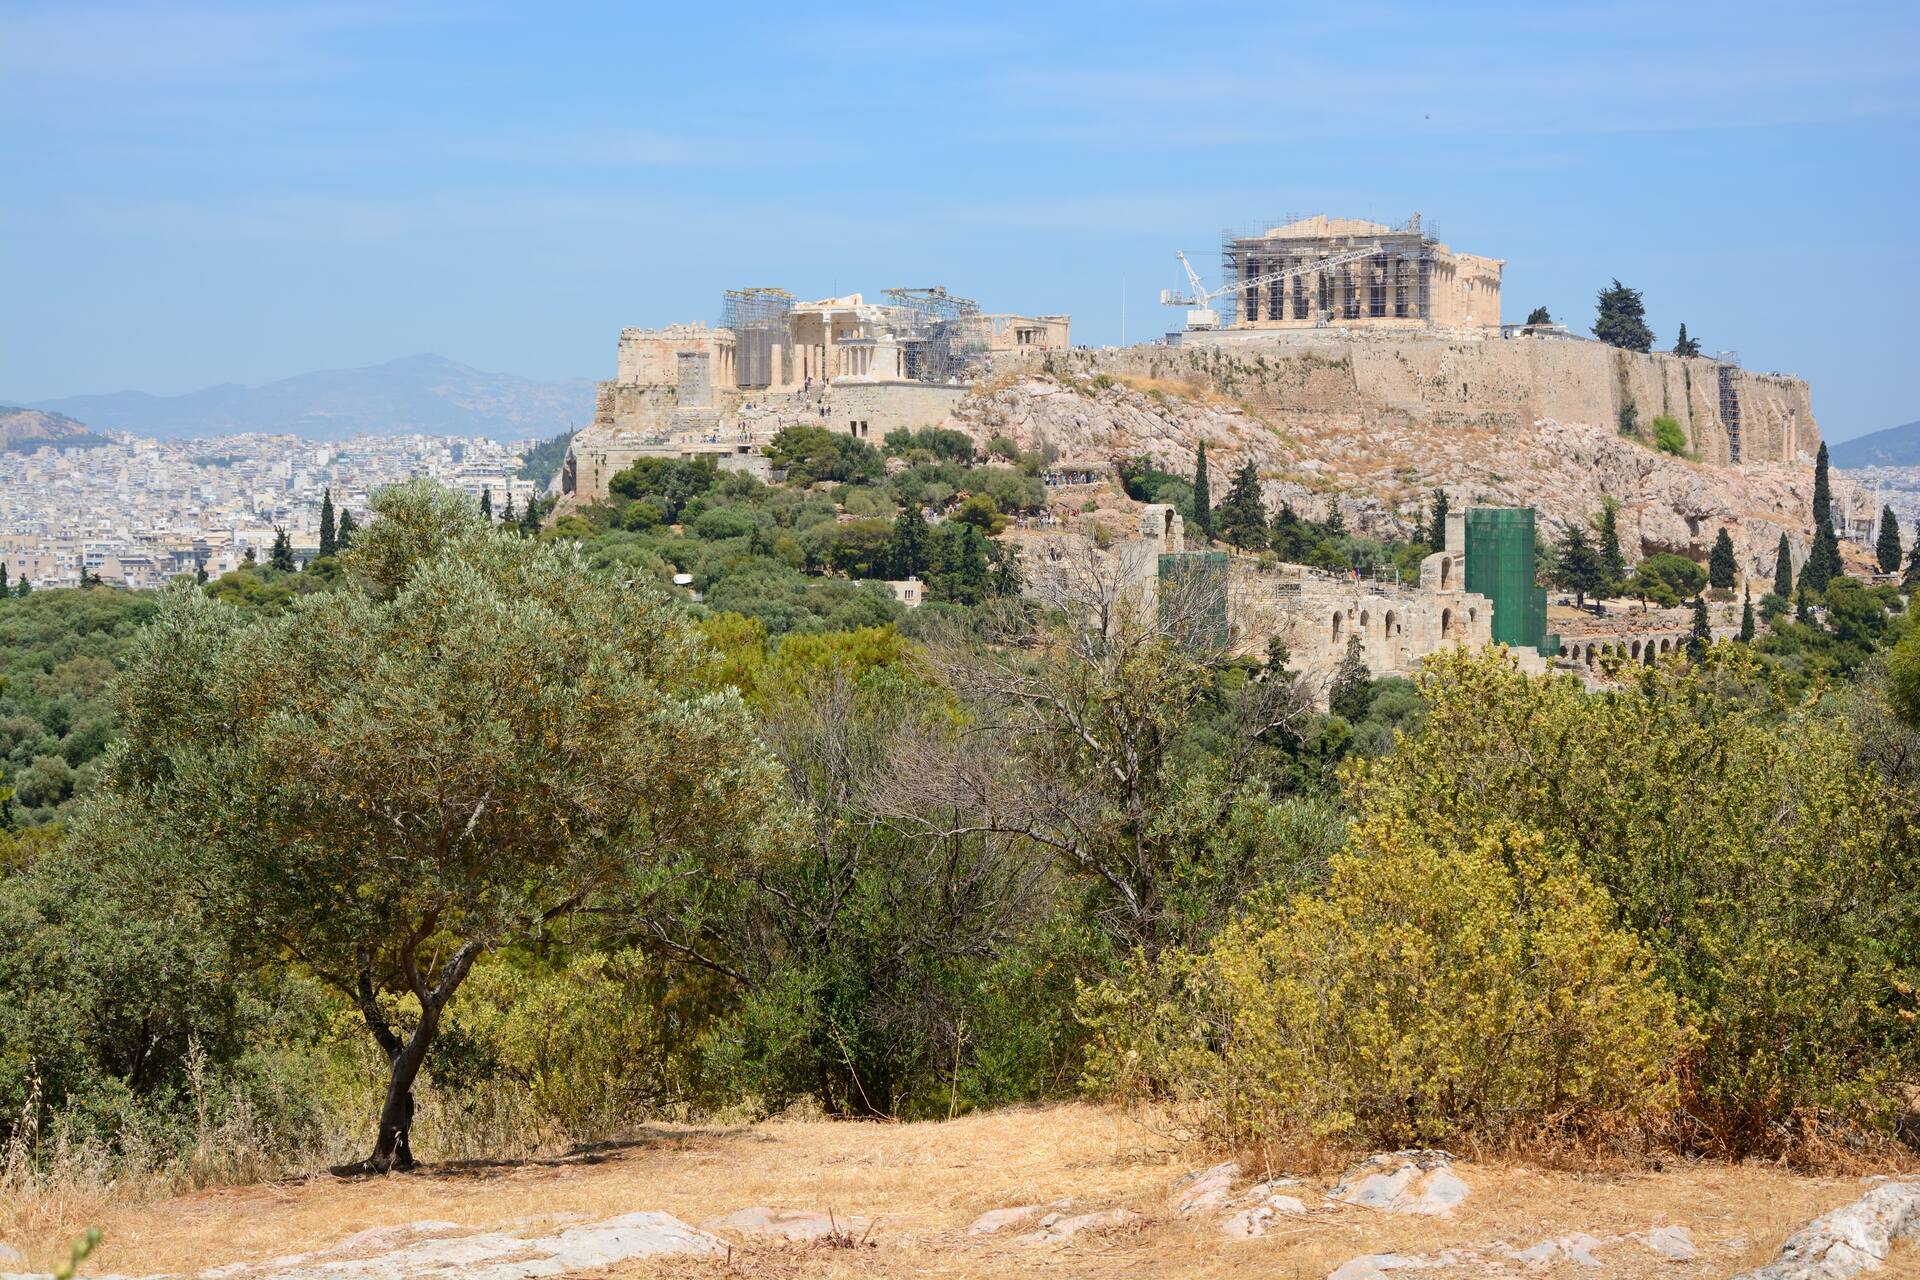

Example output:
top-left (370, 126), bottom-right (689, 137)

top-left (564, 214), bottom-right (1836, 579)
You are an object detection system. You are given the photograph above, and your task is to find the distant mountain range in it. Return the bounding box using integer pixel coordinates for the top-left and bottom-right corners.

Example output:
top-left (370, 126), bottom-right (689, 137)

top-left (1833, 420), bottom-right (1920, 468)
top-left (0, 405), bottom-right (110, 452)
top-left (20, 354), bottom-right (595, 442)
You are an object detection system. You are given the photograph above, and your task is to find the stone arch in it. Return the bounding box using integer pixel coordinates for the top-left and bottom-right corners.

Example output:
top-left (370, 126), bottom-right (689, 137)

top-left (1558, 644), bottom-right (1568, 657)
top-left (1468, 606), bottom-right (1478, 627)
top-left (1630, 639), bottom-right (1642, 659)
top-left (1359, 609), bottom-right (1371, 632)
top-left (1332, 611), bottom-right (1342, 642)
top-left (1385, 609), bottom-right (1399, 637)
top-left (1440, 607), bottom-right (1453, 638)
top-left (1439, 555), bottom-right (1454, 591)
top-left (1585, 643), bottom-right (1598, 665)
top-left (1659, 637), bottom-right (1671, 654)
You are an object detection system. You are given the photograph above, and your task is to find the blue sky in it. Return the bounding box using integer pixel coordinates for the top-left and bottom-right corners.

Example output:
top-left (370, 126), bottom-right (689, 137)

top-left (3, 1), bottom-right (1915, 440)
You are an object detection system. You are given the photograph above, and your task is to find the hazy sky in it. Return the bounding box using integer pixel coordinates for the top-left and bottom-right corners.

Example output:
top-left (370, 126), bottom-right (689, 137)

top-left (3, 1), bottom-right (1915, 440)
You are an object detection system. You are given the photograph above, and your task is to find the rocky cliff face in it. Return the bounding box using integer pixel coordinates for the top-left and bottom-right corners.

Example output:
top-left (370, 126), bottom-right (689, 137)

top-left (952, 354), bottom-right (1836, 581)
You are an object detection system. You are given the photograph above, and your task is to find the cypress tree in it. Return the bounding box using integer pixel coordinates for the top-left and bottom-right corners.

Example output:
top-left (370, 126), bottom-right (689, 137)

top-left (1688, 596), bottom-right (1711, 662)
top-left (1812, 442), bottom-right (1833, 530)
top-left (319, 488), bottom-right (337, 557)
top-left (336, 509), bottom-right (357, 551)
top-left (269, 527), bottom-right (296, 573)
top-left (1191, 442), bottom-right (1212, 541)
top-left (1271, 502), bottom-right (1306, 561)
top-left (1214, 460), bottom-right (1269, 550)
top-left (1328, 635), bottom-right (1371, 723)
top-left (480, 487), bottom-right (493, 521)
top-left (1773, 532), bottom-right (1794, 598)
top-left (1805, 524), bottom-right (1841, 593)
top-left (1553, 526), bottom-right (1605, 607)
top-left (1906, 537), bottom-right (1920, 590)
top-left (1709, 527), bottom-right (1737, 589)
top-left (1672, 323), bottom-right (1701, 358)
top-left (0, 562), bottom-right (8, 595)
top-left (1597, 499), bottom-right (1626, 588)
top-left (1429, 489), bottom-right (1451, 551)
top-left (1876, 505), bottom-right (1902, 575)
top-left (1739, 587), bottom-right (1755, 642)
top-left (14, 577), bottom-right (28, 598)
top-left (503, 493), bottom-right (516, 523)
top-left (885, 502), bottom-right (930, 579)
top-left (520, 496), bottom-right (543, 536)
top-left (1795, 582), bottom-right (1812, 623)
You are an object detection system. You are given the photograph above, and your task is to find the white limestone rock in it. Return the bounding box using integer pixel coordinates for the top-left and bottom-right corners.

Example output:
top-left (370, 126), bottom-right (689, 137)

top-left (1175, 1160), bottom-right (1240, 1215)
top-left (964, 1205), bottom-right (1043, 1236)
top-left (1327, 1150), bottom-right (1469, 1217)
top-left (1736, 1180), bottom-right (1920, 1279)
top-left (1641, 1224), bottom-right (1699, 1262)
top-left (1326, 1252), bottom-right (1429, 1280)
top-left (1221, 1193), bottom-right (1309, 1240)
top-left (1011, 1206), bottom-right (1138, 1247)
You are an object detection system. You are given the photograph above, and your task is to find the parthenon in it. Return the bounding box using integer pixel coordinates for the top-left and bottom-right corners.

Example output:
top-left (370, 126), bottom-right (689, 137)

top-left (1222, 213), bottom-right (1503, 333)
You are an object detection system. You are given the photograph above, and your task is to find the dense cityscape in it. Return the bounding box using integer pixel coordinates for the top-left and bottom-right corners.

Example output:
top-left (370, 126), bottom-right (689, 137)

top-left (0, 432), bottom-right (542, 589)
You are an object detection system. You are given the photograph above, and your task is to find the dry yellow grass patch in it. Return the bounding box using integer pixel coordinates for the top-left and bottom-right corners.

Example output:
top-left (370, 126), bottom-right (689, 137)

top-left (13, 1103), bottom-right (1912, 1279)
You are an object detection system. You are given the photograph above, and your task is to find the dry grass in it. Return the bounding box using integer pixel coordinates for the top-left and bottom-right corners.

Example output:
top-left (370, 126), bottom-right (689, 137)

top-left (12, 1102), bottom-right (1914, 1279)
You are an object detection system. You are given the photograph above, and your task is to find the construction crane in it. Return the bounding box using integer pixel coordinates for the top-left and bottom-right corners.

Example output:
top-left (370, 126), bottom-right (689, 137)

top-left (1160, 245), bottom-right (1381, 331)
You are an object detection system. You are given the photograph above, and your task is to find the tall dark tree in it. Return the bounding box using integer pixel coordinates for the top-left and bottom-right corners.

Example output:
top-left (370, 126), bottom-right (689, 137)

top-left (1328, 634), bottom-right (1371, 723)
top-left (1270, 502), bottom-right (1308, 561)
top-left (1739, 587), bottom-right (1755, 642)
top-left (1596, 499), bottom-right (1626, 587)
top-left (479, 487), bottom-right (493, 521)
top-left (195, 555), bottom-right (208, 586)
top-left (1428, 488), bottom-right (1451, 551)
top-left (243, 546), bottom-right (257, 566)
top-left (1774, 532), bottom-right (1794, 598)
top-left (1709, 527), bottom-right (1737, 590)
top-left (1688, 596), bottom-right (1711, 662)
top-left (319, 488), bottom-right (338, 557)
top-left (884, 501), bottom-right (930, 579)
top-left (1795, 582), bottom-right (1813, 624)
top-left (1324, 495), bottom-right (1346, 537)
top-left (1876, 505), bottom-right (1902, 575)
top-left (503, 493), bottom-right (516, 523)
top-left (1672, 324), bottom-right (1702, 358)
top-left (1812, 442), bottom-right (1833, 530)
top-left (1191, 442), bottom-right (1212, 541)
top-left (269, 528), bottom-right (296, 573)
top-left (1593, 279), bottom-right (1654, 352)
top-left (1805, 524), bottom-right (1842, 594)
top-left (1213, 460), bottom-right (1269, 551)
top-left (519, 496), bottom-right (543, 537)
top-left (927, 522), bottom-right (991, 605)
top-left (0, 562), bottom-right (8, 595)
top-left (1553, 525), bottom-right (1606, 607)
top-left (336, 509), bottom-right (358, 551)
top-left (1906, 537), bottom-right (1920, 590)
top-left (1524, 305), bottom-right (1552, 327)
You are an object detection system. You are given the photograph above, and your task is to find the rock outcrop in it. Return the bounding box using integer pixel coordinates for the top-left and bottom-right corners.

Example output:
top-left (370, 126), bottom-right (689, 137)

top-left (1736, 1180), bottom-right (1920, 1279)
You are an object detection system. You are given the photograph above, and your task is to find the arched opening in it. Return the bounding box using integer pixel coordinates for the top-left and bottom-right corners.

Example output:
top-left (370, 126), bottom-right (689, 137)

top-left (1385, 609), bottom-right (1399, 636)
top-left (1162, 510), bottom-right (1176, 538)
top-left (1439, 556), bottom-right (1454, 591)
top-left (1558, 644), bottom-right (1568, 657)
top-left (1630, 640), bottom-right (1642, 659)
top-left (1359, 609), bottom-right (1370, 632)
top-left (1585, 643), bottom-right (1597, 665)
top-left (1440, 607), bottom-right (1453, 638)
top-left (1331, 612), bottom-right (1342, 641)
top-left (1659, 638), bottom-right (1671, 654)
top-left (1468, 606), bottom-right (1478, 627)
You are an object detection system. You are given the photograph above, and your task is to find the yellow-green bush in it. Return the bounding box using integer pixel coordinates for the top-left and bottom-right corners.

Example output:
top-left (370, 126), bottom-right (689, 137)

top-left (1082, 818), bottom-right (1684, 1149)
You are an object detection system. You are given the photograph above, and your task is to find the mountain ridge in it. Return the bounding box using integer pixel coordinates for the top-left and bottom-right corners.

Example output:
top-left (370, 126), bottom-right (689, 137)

top-left (20, 354), bottom-right (595, 442)
top-left (1832, 420), bottom-right (1920, 468)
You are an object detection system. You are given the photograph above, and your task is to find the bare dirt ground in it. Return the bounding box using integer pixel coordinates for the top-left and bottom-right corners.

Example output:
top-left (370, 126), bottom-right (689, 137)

top-left (13, 1103), bottom-right (1920, 1279)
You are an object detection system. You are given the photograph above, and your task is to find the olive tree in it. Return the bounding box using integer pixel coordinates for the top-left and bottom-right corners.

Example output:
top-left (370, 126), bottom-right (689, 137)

top-left (91, 482), bottom-right (778, 1171)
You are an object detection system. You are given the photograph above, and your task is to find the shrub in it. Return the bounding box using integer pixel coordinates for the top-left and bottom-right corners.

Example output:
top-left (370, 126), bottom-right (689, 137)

top-left (1081, 818), bottom-right (1682, 1149)
top-left (1652, 414), bottom-right (1687, 455)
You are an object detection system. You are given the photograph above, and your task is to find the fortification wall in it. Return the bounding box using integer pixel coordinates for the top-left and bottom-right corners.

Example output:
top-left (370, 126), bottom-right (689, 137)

top-left (831, 382), bottom-right (968, 439)
top-left (1011, 333), bottom-right (1817, 466)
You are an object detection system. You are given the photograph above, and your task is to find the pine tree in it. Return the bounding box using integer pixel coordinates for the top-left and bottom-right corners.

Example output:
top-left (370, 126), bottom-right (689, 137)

top-left (1739, 587), bottom-right (1755, 642)
top-left (1593, 279), bottom-right (1654, 352)
top-left (1270, 502), bottom-right (1306, 561)
top-left (1709, 527), bottom-right (1737, 589)
top-left (885, 502), bottom-right (930, 579)
top-left (1553, 525), bottom-right (1605, 607)
top-left (1324, 496), bottom-right (1345, 537)
top-left (1191, 442), bottom-right (1212, 541)
top-left (1774, 532), bottom-right (1794, 598)
top-left (1328, 634), bottom-right (1371, 722)
top-left (244, 546), bottom-right (257, 566)
top-left (1688, 596), bottom-right (1711, 662)
top-left (1597, 499), bottom-right (1626, 587)
top-left (519, 496), bottom-right (543, 536)
top-left (1672, 323), bottom-right (1701, 357)
top-left (336, 509), bottom-right (357, 551)
top-left (1524, 305), bottom-right (1552, 327)
top-left (1214, 460), bottom-right (1269, 550)
top-left (1429, 489), bottom-right (1451, 551)
top-left (1876, 505), bottom-right (1902, 575)
top-left (480, 487), bottom-right (493, 521)
top-left (319, 488), bottom-right (337, 557)
top-left (269, 527), bottom-right (296, 573)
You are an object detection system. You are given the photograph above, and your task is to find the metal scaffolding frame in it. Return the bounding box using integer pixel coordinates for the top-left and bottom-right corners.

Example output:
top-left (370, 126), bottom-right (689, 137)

top-left (1218, 214), bottom-right (1436, 328)
top-left (719, 287), bottom-right (793, 389)
top-left (882, 286), bottom-right (988, 384)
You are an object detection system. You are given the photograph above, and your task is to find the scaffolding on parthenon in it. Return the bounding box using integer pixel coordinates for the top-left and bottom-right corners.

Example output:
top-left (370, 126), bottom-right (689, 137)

top-left (1218, 214), bottom-right (1436, 328)
top-left (882, 286), bottom-right (988, 384)
top-left (719, 287), bottom-right (793, 389)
